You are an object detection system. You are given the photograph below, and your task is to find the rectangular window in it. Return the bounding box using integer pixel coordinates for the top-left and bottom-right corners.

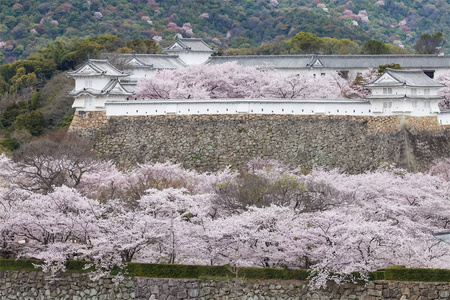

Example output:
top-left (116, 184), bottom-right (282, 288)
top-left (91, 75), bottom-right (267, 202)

top-left (85, 80), bottom-right (92, 88)
top-left (338, 70), bottom-right (349, 79)
top-left (424, 89), bottom-right (430, 95)
top-left (411, 88), bottom-right (417, 95)
top-left (383, 87), bottom-right (392, 94)
top-left (383, 102), bottom-right (392, 109)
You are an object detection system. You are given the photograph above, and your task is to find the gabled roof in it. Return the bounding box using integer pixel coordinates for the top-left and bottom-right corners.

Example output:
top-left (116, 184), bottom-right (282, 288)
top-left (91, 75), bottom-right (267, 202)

top-left (120, 81), bottom-right (138, 93)
top-left (68, 79), bottom-right (133, 96)
top-left (365, 68), bottom-right (445, 88)
top-left (67, 59), bottom-right (128, 77)
top-left (206, 55), bottom-right (313, 69)
top-left (102, 79), bottom-right (134, 95)
top-left (122, 54), bottom-right (187, 69)
top-left (164, 38), bottom-right (217, 53)
top-left (307, 55), bottom-right (324, 68)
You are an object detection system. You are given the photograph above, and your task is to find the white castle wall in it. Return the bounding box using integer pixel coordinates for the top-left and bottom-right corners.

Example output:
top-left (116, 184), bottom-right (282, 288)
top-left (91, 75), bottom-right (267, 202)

top-left (438, 112), bottom-right (450, 125)
top-left (74, 76), bottom-right (111, 91)
top-left (104, 99), bottom-right (440, 118)
top-left (371, 86), bottom-right (440, 96)
top-left (105, 99), bottom-right (373, 117)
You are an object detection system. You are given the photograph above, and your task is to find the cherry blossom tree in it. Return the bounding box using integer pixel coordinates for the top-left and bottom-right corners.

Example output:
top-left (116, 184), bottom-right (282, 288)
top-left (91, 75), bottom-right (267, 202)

top-left (10, 134), bottom-right (98, 193)
top-left (436, 72), bottom-right (450, 109)
top-left (136, 62), bottom-right (366, 100)
top-left (1, 154), bottom-right (450, 287)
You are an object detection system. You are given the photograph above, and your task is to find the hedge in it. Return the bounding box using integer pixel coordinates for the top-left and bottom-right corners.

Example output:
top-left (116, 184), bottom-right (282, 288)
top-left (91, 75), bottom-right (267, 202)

top-left (1, 259), bottom-right (449, 282)
top-left (0, 259), bottom-right (309, 280)
top-left (384, 267), bottom-right (450, 282)
top-left (125, 263), bottom-right (310, 280)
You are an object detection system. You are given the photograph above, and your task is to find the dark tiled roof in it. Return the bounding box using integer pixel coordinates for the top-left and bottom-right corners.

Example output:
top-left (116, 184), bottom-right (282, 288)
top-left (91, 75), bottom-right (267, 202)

top-left (67, 59), bottom-right (127, 77)
top-left (317, 55), bottom-right (450, 69)
top-left (124, 54), bottom-right (186, 69)
top-left (366, 68), bottom-right (445, 87)
top-left (206, 55), bottom-right (312, 69)
top-left (100, 53), bottom-right (187, 69)
top-left (207, 55), bottom-right (450, 70)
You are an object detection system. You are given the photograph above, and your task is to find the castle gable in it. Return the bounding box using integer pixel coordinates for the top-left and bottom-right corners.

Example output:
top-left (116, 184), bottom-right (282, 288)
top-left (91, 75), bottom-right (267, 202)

top-left (67, 60), bottom-right (128, 77)
top-left (77, 64), bottom-right (102, 75)
top-left (307, 55), bottom-right (324, 68)
top-left (104, 80), bottom-right (133, 95)
top-left (164, 38), bottom-right (217, 53)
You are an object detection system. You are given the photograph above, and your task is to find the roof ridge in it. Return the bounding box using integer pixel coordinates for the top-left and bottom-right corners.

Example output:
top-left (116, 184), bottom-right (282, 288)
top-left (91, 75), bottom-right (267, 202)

top-left (210, 55), bottom-right (313, 58)
top-left (102, 79), bottom-right (117, 91)
top-left (386, 68), bottom-right (423, 73)
top-left (86, 61), bottom-right (103, 73)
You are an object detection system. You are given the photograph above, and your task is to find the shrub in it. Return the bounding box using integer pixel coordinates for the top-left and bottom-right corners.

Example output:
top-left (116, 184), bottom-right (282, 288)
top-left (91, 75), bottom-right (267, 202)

top-left (15, 110), bottom-right (46, 136)
top-left (0, 137), bottom-right (20, 151)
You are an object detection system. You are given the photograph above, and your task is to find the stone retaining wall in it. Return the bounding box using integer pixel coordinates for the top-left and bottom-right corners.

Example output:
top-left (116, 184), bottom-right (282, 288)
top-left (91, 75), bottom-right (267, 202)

top-left (69, 112), bottom-right (450, 172)
top-left (1, 270), bottom-right (450, 300)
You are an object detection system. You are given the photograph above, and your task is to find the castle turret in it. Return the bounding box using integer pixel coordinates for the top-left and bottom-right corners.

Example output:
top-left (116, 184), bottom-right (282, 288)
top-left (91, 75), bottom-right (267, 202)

top-left (67, 59), bottom-right (133, 111)
top-left (163, 37), bottom-right (217, 65)
top-left (364, 68), bottom-right (444, 115)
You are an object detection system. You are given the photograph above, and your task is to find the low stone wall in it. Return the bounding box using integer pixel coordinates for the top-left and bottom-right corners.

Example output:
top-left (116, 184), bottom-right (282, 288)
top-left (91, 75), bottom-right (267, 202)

top-left (1, 270), bottom-right (450, 300)
top-left (0, 270), bottom-right (134, 300)
top-left (69, 112), bottom-right (450, 173)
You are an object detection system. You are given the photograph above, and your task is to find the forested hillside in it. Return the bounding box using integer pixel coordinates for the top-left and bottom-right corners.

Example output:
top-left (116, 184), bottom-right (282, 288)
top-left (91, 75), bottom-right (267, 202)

top-left (1, 0), bottom-right (449, 62)
top-left (0, 35), bottom-right (163, 153)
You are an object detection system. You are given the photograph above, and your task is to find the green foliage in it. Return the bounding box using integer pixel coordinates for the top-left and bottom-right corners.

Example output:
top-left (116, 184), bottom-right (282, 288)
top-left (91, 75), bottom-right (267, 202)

top-left (384, 267), bottom-right (450, 282)
top-left (231, 37), bottom-right (254, 49)
top-left (361, 39), bottom-right (391, 54)
top-left (321, 37), bottom-right (360, 55)
top-left (0, 137), bottom-right (20, 151)
top-left (0, 0), bottom-right (449, 61)
top-left (415, 32), bottom-right (444, 54)
top-left (0, 259), bottom-right (310, 280)
top-left (378, 63), bottom-right (403, 74)
top-left (29, 92), bottom-right (41, 111)
top-left (369, 271), bottom-right (386, 281)
top-left (58, 114), bottom-right (73, 127)
top-left (0, 259), bottom-right (42, 271)
top-left (1, 102), bottom-right (27, 128)
top-left (1, 259), bottom-right (450, 283)
top-left (118, 38), bottom-right (162, 54)
top-left (15, 110), bottom-right (46, 136)
top-left (288, 32), bottom-right (324, 54)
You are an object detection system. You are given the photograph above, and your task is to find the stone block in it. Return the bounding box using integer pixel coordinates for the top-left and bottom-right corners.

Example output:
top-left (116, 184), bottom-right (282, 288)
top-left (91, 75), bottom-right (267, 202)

top-left (188, 289), bottom-right (199, 298)
top-left (368, 289), bottom-right (382, 297)
top-left (439, 290), bottom-right (449, 298)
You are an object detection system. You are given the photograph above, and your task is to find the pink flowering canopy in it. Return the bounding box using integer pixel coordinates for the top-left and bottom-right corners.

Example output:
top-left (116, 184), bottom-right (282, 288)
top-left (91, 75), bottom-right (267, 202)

top-left (136, 62), bottom-right (364, 100)
top-left (1, 153), bottom-right (449, 287)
